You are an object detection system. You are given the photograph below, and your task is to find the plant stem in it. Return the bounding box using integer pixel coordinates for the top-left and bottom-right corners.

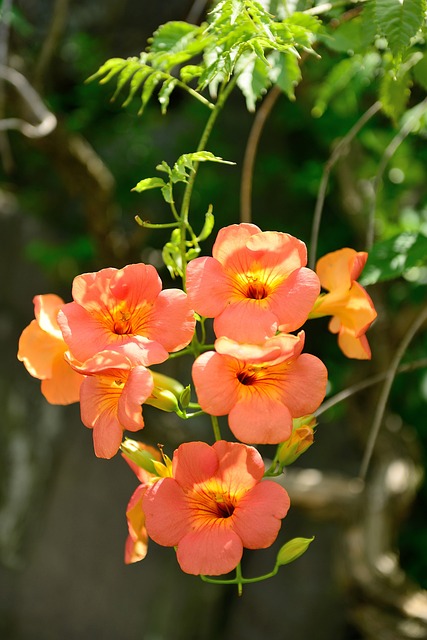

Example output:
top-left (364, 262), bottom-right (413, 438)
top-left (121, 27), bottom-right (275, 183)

top-left (309, 101), bottom-right (381, 270)
top-left (240, 85), bottom-right (281, 223)
top-left (210, 415), bottom-right (222, 441)
top-left (179, 76), bottom-right (238, 288)
top-left (365, 97), bottom-right (427, 251)
top-left (358, 305), bottom-right (427, 481)
top-left (315, 357), bottom-right (427, 417)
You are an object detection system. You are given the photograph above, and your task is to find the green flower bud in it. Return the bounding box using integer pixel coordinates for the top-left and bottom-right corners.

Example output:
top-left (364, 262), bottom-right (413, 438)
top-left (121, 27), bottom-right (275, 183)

top-left (276, 537), bottom-right (315, 567)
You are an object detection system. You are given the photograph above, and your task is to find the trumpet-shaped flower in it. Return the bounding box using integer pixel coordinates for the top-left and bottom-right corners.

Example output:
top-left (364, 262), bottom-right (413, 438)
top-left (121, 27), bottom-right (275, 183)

top-left (68, 351), bottom-right (154, 459)
top-left (57, 263), bottom-right (195, 366)
top-left (122, 442), bottom-right (162, 564)
top-left (192, 332), bottom-right (327, 444)
top-left (143, 440), bottom-right (290, 576)
top-left (18, 294), bottom-right (83, 404)
top-left (310, 248), bottom-right (377, 359)
top-left (186, 223), bottom-right (320, 343)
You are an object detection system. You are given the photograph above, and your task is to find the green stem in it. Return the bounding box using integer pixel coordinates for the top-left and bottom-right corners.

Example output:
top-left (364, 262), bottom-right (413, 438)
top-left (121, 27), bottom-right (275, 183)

top-left (179, 76), bottom-right (238, 288)
top-left (135, 217), bottom-right (179, 229)
top-left (200, 565), bottom-right (279, 586)
top-left (210, 415), bottom-right (222, 441)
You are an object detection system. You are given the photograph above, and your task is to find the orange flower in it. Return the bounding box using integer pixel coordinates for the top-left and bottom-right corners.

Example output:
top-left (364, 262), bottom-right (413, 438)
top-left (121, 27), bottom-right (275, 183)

top-left (122, 442), bottom-right (163, 565)
top-left (143, 440), bottom-right (290, 576)
top-left (192, 332), bottom-right (327, 444)
top-left (186, 223), bottom-right (320, 343)
top-left (17, 294), bottom-right (82, 404)
top-left (310, 248), bottom-right (377, 359)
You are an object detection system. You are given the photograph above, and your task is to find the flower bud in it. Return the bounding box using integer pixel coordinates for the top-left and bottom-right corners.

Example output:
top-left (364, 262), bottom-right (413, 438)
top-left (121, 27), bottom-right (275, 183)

top-left (145, 371), bottom-right (185, 413)
top-left (278, 416), bottom-right (316, 467)
top-left (120, 439), bottom-right (159, 475)
top-left (276, 536), bottom-right (315, 567)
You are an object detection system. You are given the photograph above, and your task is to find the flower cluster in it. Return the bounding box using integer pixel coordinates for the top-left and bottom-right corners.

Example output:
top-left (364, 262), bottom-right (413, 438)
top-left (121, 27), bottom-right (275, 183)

top-left (17, 223), bottom-right (377, 579)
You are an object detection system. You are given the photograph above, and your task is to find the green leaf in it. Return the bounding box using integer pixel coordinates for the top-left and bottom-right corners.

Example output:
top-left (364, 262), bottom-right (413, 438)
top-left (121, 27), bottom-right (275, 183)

top-left (236, 51), bottom-right (271, 111)
top-left (269, 50), bottom-right (302, 100)
top-left (312, 56), bottom-right (364, 118)
top-left (158, 78), bottom-right (178, 114)
top-left (121, 67), bottom-right (151, 107)
top-left (375, 0), bottom-right (426, 59)
top-left (380, 67), bottom-right (412, 122)
top-left (85, 57), bottom-right (129, 84)
top-left (172, 152), bottom-right (235, 183)
top-left (322, 18), bottom-right (365, 54)
top-left (150, 21), bottom-right (199, 53)
top-left (180, 64), bottom-right (204, 83)
top-left (132, 177), bottom-right (166, 193)
top-left (276, 537), bottom-right (315, 567)
top-left (139, 71), bottom-right (163, 115)
top-left (360, 231), bottom-right (427, 285)
top-left (413, 52), bottom-right (427, 90)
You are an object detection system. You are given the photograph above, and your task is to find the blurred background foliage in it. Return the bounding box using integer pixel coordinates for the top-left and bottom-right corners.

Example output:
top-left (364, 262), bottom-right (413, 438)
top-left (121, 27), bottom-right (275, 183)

top-left (2, 0), bottom-right (427, 638)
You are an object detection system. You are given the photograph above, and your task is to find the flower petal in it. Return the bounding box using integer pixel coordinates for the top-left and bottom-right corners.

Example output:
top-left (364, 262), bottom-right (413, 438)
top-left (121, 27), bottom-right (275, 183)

top-left (172, 441), bottom-right (219, 489)
top-left (92, 417), bottom-right (124, 459)
top-left (177, 525), bottom-right (243, 576)
top-left (338, 328), bottom-right (372, 360)
top-left (213, 441), bottom-right (264, 489)
top-left (275, 353), bottom-right (328, 418)
top-left (212, 223), bottom-right (260, 265)
top-left (229, 394), bottom-right (293, 444)
top-left (40, 352), bottom-right (83, 405)
top-left (147, 288), bottom-right (196, 352)
top-left (117, 366), bottom-right (153, 430)
top-left (18, 320), bottom-right (62, 379)
top-left (272, 267), bottom-right (320, 333)
top-left (192, 351), bottom-right (241, 416)
top-left (213, 300), bottom-right (278, 342)
top-left (245, 231), bottom-right (307, 273)
top-left (34, 294), bottom-right (64, 337)
top-left (232, 481), bottom-right (290, 548)
top-left (143, 477), bottom-right (192, 545)
top-left (186, 256), bottom-right (231, 317)
top-left (316, 248), bottom-right (361, 291)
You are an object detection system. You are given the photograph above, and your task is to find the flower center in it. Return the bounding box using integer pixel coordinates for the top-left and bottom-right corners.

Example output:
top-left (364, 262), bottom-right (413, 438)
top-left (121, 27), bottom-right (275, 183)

top-left (246, 281), bottom-right (268, 300)
top-left (113, 310), bottom-right (132, 335)
top-left (237, 368), bottom-right (257, 386)
top-left (215, 500), bottom-right (235, 518)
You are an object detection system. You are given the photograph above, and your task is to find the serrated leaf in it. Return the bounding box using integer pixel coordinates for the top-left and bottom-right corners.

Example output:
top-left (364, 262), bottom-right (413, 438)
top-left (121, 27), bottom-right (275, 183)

top-left (380, 68), bottom-right (412, 122)
top-left (180, 64), bottom-right (203, 83)
top-left (121, 67), bottom-right (151, 107)
top-left (276, 537), bottom-right (315, 567)
top-left (139, 71), bottom-right (163, 115)
top-left (132, 177), bottom-right (166, 193)
top-left (158, 78), bottom-right (178, 114)
top-left (85, 58), bottom-right (129, 84)
top-left (111, 61), bottom-right (141, 101)
top-left (236, 51), bottom-right (271, 111)
top-left (360, 231), bottom-right (427, 285)
top-left (151, 21), bottom-right (199, 53)
top-left (269, 50), bottom-right (301, 100)
top-left (375, 0), bottom-right (426, 59)
top-left (360, 0), bottom-right (378, 49)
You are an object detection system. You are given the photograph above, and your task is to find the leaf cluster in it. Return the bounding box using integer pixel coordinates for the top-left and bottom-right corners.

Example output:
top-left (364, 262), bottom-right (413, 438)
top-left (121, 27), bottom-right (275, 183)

top-left (87, 0), bottom-right (321, 113)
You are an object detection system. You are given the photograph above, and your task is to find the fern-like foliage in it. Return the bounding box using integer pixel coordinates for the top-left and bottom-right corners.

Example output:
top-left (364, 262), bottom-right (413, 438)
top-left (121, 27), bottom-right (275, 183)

top-left (87, 0), bottom-right (320, 114)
